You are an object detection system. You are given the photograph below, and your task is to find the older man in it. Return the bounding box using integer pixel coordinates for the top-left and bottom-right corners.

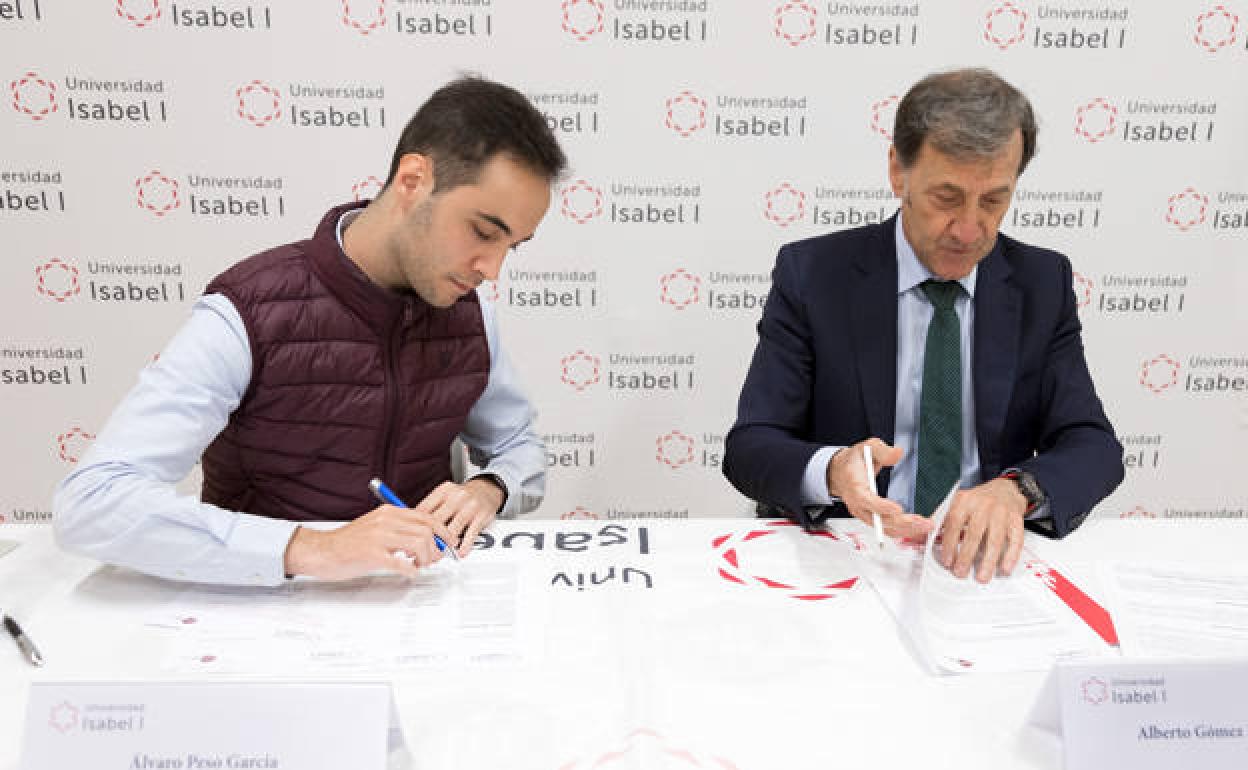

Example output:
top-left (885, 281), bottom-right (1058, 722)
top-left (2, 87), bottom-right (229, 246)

top-left (724, 68), bottom-right (1123, 583)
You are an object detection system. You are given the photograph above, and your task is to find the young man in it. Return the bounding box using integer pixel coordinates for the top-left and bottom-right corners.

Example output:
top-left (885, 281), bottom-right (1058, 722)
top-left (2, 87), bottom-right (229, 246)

top-left (55, 76), bottom-right (567, 585)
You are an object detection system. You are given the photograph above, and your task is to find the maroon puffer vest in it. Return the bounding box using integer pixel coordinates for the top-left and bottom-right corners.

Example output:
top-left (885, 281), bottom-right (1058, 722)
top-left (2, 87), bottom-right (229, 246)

top-left (200, 201), bottom-right (490, 521)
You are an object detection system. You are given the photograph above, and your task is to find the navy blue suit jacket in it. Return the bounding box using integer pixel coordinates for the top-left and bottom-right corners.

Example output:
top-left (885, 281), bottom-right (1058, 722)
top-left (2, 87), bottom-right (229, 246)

top-left (723, 216), bottom-right (1123, 537)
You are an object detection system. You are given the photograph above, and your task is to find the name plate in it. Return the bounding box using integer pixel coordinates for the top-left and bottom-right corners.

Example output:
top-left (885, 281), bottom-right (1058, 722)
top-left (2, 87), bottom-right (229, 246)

top-left (1056, 660), bottom-right (1248, 769)
top-left (19, 681), bottom-right (409, 770)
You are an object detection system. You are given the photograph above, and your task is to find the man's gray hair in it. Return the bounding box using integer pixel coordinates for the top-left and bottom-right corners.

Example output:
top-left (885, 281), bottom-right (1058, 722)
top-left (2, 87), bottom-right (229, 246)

top-left (893, 68), bottom-right (1037, 174)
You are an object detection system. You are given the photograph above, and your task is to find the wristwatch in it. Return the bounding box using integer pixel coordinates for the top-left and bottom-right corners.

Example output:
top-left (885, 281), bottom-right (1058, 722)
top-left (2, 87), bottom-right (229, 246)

top-left (1000, 469), bottom-right (1045, 514)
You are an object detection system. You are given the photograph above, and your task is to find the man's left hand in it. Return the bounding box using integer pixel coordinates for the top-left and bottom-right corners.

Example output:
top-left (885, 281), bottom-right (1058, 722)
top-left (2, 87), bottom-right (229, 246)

top-left (937, 478), bottom-right (1028, 583)
top-left (412, 478), bottom-right (504, 558)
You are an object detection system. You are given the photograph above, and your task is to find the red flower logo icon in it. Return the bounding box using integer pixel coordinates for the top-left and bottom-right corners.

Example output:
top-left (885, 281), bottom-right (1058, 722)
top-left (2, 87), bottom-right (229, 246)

top-left (562, 0), bottom-right (605, 41)
top-left (870, 94), bottom-right (900, 140)
top-left (561, 507), bottom-right (598, 520)
top-left (35, 258), bottom-right (80, 303)
top-left (664, 91), bottom-right (707, 137)
top-left (235, 80), bottom-right (281, 127)
top-left (352, 175), bottom-right (383, 202)
top-left (560, 350), bottom-right (601, 391)
top-left (10, 71), bottom-right (58, 121)
top-left (764, 183), bottom-right (807, 226)
top-left (983, 2), bottom-right (1028, 49)
top-left (560, 179), bottom-right (604, 223)
top-left (115, 0), bottom-right (161, 28)
top-left (659, 269), bottom-right (701, 309)
top-left (1165, 187), bottom-right (1209, 231)
top-left (655, 430), bottom-right (695, 468)
top-left (135, 170), bottom-right (181, 216)
top-left (1074, 98), bottom-right (1118, 143)
top-left (57, 427), bottom-right (96, 464)
top-left (341, 0), bottom-right (386, 35)
top-left (1194, 6), bottom-right (1239, 52)
top-left (774, 2), bottom-right (818, 47)
top-left (1072, 271), bottom-right (1094, 310)
top-left (1139, 354), bottom-right (1180, 394)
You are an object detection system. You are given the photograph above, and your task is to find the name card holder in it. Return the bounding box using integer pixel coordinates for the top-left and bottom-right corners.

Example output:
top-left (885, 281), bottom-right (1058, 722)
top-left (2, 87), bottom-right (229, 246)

top-left (1033, 659), bottom-right (1248, 769)
top-left (20, 681), bottom-right (411, 770)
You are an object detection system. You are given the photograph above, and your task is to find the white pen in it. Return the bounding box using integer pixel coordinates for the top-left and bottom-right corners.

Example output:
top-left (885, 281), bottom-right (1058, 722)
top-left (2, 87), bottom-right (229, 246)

top-left (862, 444), bottom-right (885, 550)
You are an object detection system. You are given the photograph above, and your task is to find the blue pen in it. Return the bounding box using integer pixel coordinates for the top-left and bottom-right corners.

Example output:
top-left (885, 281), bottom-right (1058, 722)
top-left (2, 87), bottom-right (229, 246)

top-left (369, 478), bottom-right (460, 562)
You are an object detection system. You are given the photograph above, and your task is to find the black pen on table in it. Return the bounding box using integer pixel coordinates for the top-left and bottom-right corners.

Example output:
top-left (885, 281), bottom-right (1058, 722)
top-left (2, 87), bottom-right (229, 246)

top-left (4, 614), bottom-right (44, 667)
top-left (369, 478), bottom-right (461, 562)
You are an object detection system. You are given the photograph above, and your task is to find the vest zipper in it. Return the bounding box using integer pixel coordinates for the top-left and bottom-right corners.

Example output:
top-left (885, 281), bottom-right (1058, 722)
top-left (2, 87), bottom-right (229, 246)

top-left (379, 306), bottom-right (408, 486)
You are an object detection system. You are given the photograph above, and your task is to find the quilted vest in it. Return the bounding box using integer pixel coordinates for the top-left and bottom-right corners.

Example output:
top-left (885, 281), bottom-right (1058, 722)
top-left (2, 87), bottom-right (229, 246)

top-left (200, 201), bottom-right (490, 521)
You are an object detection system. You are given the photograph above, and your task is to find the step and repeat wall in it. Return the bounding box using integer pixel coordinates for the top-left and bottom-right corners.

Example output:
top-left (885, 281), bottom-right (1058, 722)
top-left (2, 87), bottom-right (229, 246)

top-left (3, 1), bottom-right (1246, 532)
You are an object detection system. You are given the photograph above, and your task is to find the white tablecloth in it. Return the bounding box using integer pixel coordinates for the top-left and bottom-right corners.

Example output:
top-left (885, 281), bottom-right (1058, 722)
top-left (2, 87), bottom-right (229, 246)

top-left (1, 518), bottom-right (1243, 770)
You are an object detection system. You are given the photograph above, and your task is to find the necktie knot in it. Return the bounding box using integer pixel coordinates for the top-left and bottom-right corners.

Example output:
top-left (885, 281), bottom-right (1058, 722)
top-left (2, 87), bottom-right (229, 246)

top-left (922, 279), bottom-right (961, 312)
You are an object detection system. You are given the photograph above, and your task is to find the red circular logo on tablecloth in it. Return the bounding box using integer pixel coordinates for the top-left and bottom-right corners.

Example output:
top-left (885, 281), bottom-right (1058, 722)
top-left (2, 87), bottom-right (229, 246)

top-left (1074, 98), bottom-right (1117, 143)
top-left (10, 71), bottom-right (58, 121)
top-left (560, 179), bottom-right (604, 223)
top-left (655, 430), bottom-right (695, 468)
top-left (659, 269), bottom-right (701, 309)
top-left (983, 2), bottom-right (1028, 49)
top-left (235, 80), bottom-right (281, 127)
top-left (352, 175), bottom-right (384, 201)
top-left (560, 350), bottom-right (601, 391)
top-left (1194, 5), bottom-right (1239, 51)
top-left (1072, 271), bottom-right (1094, 309)
top-left (116, 0), bottom-right (161, 27)
top-left (135, 170), bottom-right (181, 216)
top-left (1165, 187), bottom-right (1209, 231)
top-left (57, 427), bottom-right (96, 464)
top-left (764, 183), bottom-right (806, 226)
top-left (1139, 354), bottom-right (1180, 394)
top-left (664, 91), bottom-right (707, 137)
top-left (870, 94), bottom-right (899, 140)
top-left (562, 0), bottom-right (605, 41)
top-left (774, 2), bottom-right (818, 46)
top-left (712, 520), bottom-right (859, 601)
top-left (342, 0), bottom-right (386, 34)
top-left (555, 728), bottom-right (741, 770)
top-left (561, 507), bottom-right (598, 521)
top-left (36, 258), bottom-right (80, 302)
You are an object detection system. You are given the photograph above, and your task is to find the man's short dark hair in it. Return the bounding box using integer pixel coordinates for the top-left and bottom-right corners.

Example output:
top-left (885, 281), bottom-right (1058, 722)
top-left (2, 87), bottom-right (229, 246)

top-left (384, 75), bottom-right (567, 192)
top-left (893, 68), bottom-right (1037, 175)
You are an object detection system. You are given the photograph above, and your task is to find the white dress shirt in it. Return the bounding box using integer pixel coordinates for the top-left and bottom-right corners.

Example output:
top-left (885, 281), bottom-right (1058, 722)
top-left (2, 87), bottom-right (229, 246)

top-left (54, 211), bottom-right (545, 586)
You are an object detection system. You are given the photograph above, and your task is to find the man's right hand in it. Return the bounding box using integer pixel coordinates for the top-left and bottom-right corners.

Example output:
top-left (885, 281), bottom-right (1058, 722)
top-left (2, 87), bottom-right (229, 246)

top-left (826, 438), bottom-right (932, 540)
top-left (282, 504), bottom-right (455, 580)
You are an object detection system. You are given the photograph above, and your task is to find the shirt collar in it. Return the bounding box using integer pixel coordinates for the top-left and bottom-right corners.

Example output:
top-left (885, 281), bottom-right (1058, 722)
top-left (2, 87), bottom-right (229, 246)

top-left (894, 213), bottom-right (978, 298)
top-left (334, 207), bottom-right (364, 251)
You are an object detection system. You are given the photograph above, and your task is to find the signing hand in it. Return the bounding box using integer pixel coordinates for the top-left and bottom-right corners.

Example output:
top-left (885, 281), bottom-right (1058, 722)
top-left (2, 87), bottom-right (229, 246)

top-left (414, 478), bottom-right (504, 558)
top-left (826, 439), bottom-right (933, 541)
top-left (283, 503), bottom-right (454, 580)
top-left (936, 478), bottom-right (1028, 583)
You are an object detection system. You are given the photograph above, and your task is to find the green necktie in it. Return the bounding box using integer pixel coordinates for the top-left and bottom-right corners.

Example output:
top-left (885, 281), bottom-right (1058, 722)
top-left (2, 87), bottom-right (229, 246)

top-left (913, 280), bottom-right (963, 518)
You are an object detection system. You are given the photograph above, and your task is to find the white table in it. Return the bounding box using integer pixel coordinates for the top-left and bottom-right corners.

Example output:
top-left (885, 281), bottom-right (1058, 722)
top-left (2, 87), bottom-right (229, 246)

top-left (1, 518), bottom-right (1242, 770)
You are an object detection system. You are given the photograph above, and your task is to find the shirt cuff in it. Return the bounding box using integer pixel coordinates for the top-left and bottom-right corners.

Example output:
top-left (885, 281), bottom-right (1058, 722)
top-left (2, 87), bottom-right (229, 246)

top-left (801, 446), bottom-right (844, 507)
top-left (222, 514), bottom-right (301, 586)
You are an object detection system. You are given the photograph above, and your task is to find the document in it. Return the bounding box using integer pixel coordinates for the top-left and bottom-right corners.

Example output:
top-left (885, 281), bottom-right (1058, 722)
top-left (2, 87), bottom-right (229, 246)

top-left (835, 487), bottom-right (1115, 674)
top-left (1099, 561), bottom-right (1248, 658)
top-left (150, 554), bottom-right (543, 674)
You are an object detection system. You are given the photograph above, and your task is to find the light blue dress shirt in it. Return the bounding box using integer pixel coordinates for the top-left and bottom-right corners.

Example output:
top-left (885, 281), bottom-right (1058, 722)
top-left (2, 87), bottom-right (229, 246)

top-left (54, 210), bottom-right (545, 586)
top-left (800, 214), bottom-right (981, 512)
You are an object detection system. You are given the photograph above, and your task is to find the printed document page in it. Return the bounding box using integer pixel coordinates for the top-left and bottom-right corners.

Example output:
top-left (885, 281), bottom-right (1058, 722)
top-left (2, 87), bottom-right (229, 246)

top-left (838, 486), bottom-right (1114, 674)
top-left (148, 553), bottom-right (541, 674)
top-left (1100, 561), bottom-right (1248, 658)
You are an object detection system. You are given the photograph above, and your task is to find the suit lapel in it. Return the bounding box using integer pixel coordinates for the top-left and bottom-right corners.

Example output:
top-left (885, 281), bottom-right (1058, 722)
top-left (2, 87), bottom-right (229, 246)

top-left (972, 240), bottom-right (1021, 469)
top-left (849, 219), bottom-right (899, 443)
